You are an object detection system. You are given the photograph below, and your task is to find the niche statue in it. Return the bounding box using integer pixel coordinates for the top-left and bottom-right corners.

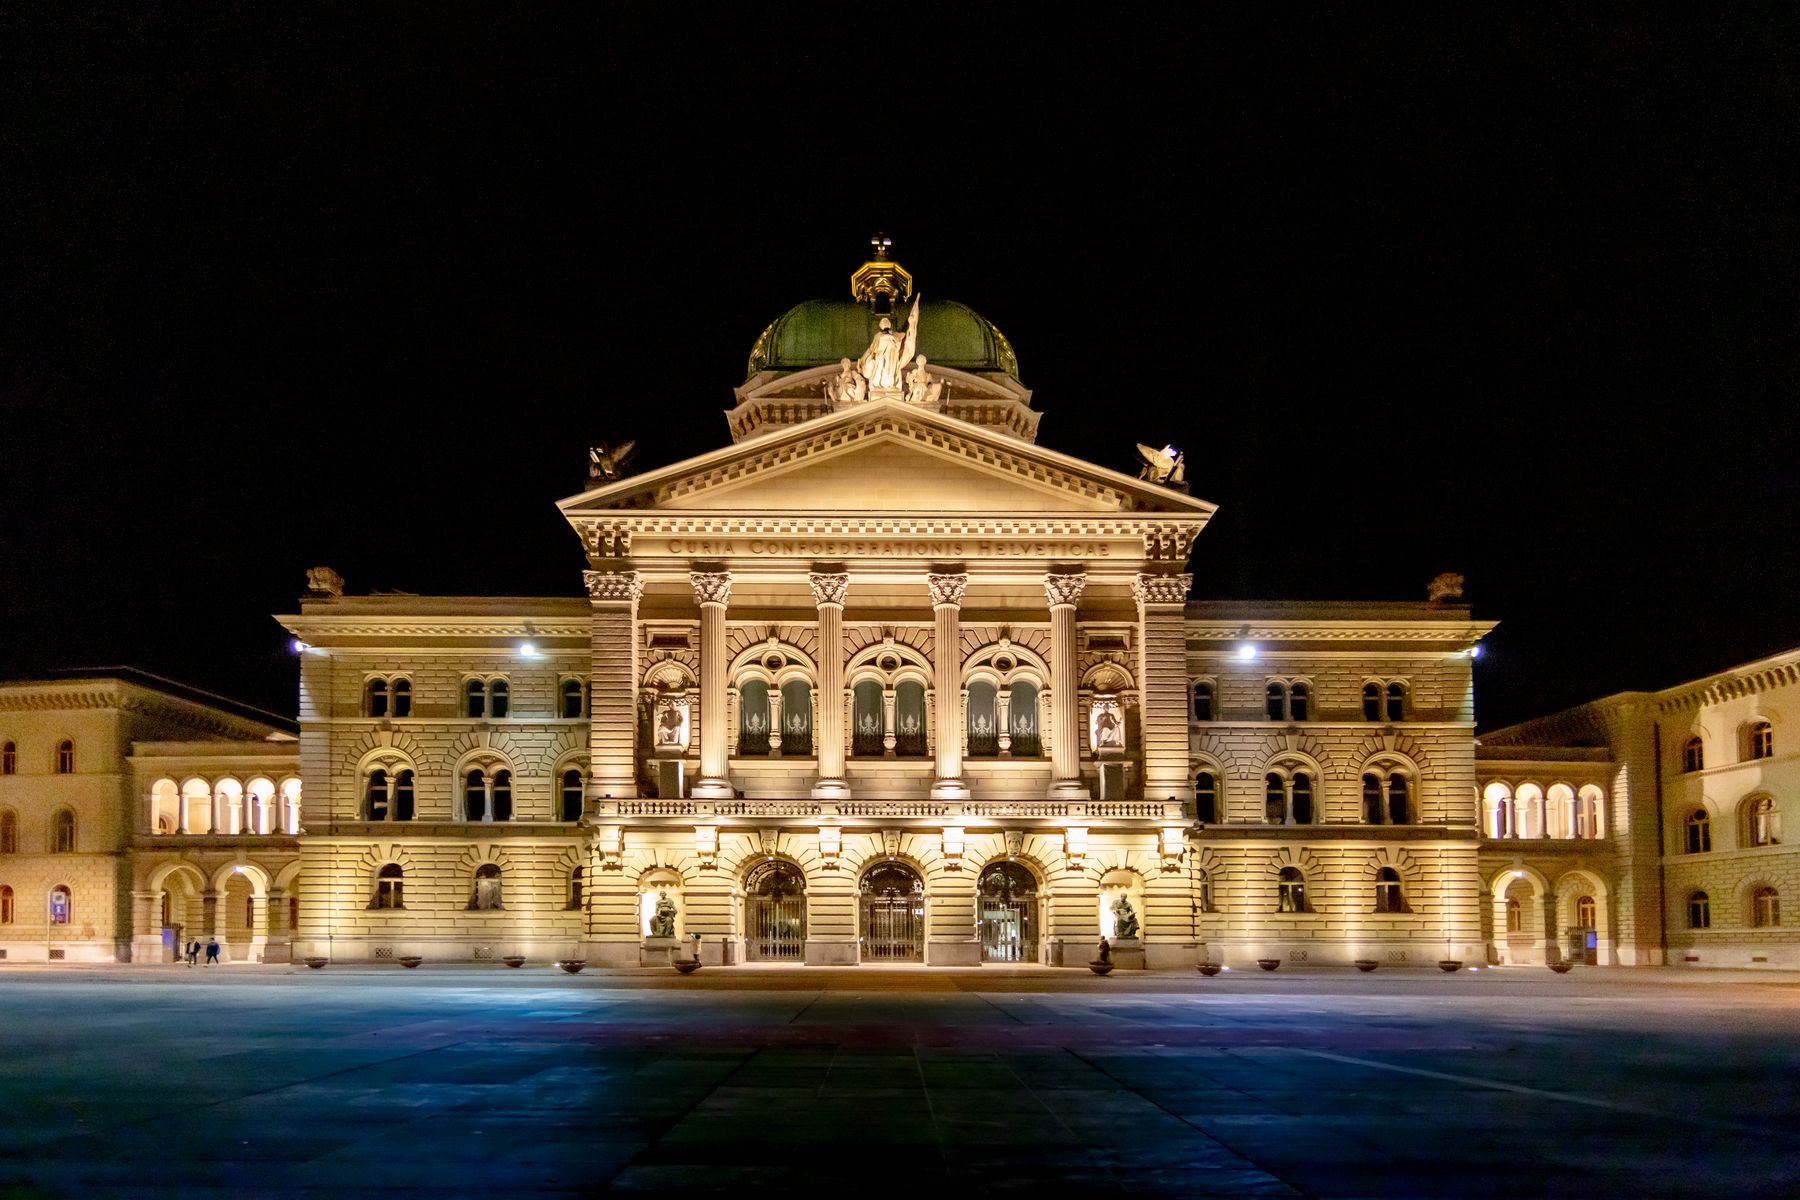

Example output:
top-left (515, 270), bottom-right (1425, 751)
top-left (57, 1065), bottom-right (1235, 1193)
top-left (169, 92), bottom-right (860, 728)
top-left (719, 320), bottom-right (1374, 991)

top-left (649, 891), bottom-right (677, 939)
top-left (1111, 894), bottom-right (1140, 939)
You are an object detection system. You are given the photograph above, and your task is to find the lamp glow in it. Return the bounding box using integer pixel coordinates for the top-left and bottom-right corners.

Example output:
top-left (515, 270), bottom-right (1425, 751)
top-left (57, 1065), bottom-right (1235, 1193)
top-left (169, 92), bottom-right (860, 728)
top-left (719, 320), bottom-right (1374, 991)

top-left (290, 639), bottom-right (308, 654)
top-left (1236, 643), bottom-right (1258, 661)
top-left (518, 642), bottom-right (539, 658)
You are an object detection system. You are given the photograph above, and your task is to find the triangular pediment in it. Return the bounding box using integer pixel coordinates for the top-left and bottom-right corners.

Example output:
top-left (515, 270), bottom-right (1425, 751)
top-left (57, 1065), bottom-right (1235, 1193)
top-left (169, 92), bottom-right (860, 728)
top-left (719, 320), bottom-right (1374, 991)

top-left (560, 400), bottom-right (1213, 519)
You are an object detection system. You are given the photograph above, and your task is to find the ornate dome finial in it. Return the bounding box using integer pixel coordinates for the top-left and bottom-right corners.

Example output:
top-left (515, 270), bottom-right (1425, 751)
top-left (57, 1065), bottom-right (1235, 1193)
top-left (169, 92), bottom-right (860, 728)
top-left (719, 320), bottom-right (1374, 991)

top-left (851, 233), bottom-right (913, 316)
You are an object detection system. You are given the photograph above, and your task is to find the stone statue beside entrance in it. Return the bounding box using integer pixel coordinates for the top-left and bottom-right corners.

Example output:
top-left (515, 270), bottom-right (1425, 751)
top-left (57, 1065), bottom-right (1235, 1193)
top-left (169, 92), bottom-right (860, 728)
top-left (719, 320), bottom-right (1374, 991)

top-left (649, 891), bottom-right (677, 938)
top-left (1111, 894), bottom-right (1140, 939)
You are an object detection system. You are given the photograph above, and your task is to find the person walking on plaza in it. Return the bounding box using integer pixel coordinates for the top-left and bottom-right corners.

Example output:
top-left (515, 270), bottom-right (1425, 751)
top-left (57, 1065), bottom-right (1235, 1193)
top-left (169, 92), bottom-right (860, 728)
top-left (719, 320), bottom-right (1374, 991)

top-left (205, 937), bottom-right (220, 966)
top-left (186, 939), bottom-right (200, 966)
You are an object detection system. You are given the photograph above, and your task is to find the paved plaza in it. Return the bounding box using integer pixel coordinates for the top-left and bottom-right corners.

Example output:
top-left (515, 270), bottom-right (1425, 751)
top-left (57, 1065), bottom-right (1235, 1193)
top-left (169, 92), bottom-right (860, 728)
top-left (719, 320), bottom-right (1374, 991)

top-left (0, 964), bottom-right (1795, 1197)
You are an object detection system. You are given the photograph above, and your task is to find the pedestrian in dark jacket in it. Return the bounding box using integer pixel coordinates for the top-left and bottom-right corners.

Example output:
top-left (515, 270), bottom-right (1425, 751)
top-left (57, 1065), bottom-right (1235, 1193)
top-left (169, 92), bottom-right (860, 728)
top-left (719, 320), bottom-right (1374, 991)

top-left (205, 938), bottom-right (220, 966)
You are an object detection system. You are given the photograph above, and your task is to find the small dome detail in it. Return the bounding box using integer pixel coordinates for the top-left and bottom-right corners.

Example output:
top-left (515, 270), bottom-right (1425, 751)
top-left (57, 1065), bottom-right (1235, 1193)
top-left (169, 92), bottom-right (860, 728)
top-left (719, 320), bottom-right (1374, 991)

top-left (746, 240), bottom-right (1018, 381)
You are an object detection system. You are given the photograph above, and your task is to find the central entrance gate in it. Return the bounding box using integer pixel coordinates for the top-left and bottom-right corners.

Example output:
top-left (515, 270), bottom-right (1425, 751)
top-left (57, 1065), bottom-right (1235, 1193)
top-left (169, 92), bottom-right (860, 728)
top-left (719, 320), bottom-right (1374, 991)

top-left (745, 861), bottom-right (806, 961)
top-left (978, 861), bottom-right (1038, 963)
top-left (860, 862), bottom-right (924, 962)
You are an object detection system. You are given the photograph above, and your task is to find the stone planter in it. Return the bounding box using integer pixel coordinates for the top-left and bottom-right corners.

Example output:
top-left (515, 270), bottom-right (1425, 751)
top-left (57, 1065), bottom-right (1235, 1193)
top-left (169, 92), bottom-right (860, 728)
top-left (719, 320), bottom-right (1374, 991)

top-left (1197, 963), bottom-right (1222, 976)
top-left (557, 959), bottom-right (586, 974)
top-left (502, 956), bottom-right (526, 969)
top-left (1355, 960), bottom-right (1379, 972)
top-left (675, 960), bottom-right (702, 975)
top-left (1257, 959), bottom-right (1281, 972)
top-left (1088, 961), bottom-right (1114, 976)
top-left (398, 956), bottom-right (423, 969)
top-left (1548, 960), bottom-right (1574, 974)
top-left (1437, 960), bottom-right (1463, 973)
top-left (302, 957), bottom-right (328, 970)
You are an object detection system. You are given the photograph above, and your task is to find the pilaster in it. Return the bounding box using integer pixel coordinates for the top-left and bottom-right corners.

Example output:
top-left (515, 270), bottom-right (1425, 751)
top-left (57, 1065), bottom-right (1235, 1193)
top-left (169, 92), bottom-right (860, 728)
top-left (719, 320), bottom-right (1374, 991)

top-left (1134, 572), bottom-right (1195, 803)
top-left (585, 569), bottom-right (644, 799)
top-left (1045, 572), bottom-right (1088, 799)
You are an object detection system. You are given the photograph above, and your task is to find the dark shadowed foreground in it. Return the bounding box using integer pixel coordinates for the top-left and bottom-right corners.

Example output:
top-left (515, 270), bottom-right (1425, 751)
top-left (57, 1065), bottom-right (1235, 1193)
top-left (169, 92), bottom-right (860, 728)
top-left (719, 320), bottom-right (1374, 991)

top-left (0, 964), bottom-right (1794, 1198)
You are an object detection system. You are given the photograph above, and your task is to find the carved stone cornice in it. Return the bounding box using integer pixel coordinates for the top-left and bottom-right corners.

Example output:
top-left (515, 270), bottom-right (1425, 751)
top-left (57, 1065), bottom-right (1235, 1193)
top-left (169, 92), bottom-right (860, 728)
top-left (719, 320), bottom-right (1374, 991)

top-left (1044, 573), bottom-right (1087, 609)
top-left (1132, 573), bottom-right (1191, 607)
top-left (690, 571), bottom-right (732, 607)
top-left (927, 573), bottom-right (969, 609)
top-left (583, 570), bottom-right (644, 603)
top-left (809, 572), bottom-right (849, 608)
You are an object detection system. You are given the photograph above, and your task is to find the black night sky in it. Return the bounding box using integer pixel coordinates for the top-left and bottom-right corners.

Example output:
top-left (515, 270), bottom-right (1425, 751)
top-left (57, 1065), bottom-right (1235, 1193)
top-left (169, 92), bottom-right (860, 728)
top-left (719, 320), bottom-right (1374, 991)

top-left (6, 8), bottom-right (1797, 729)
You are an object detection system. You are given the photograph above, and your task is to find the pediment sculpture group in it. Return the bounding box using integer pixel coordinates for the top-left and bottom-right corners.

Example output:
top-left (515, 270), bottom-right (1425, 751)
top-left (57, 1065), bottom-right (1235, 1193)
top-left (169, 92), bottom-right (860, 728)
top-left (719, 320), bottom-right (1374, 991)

top-left (826, 294), bottom-right (943, 409)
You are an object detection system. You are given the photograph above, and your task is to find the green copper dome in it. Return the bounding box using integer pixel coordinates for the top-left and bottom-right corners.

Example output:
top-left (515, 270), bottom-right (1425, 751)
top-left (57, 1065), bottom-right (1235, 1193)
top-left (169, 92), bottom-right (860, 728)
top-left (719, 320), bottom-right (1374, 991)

top-left (746, 298), bottom-right (1019, 381)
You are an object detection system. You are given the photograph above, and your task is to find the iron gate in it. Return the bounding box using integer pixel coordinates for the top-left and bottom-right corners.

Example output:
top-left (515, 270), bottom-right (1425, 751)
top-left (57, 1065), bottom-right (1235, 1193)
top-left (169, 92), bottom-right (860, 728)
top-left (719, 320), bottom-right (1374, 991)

top-left (977, 861), bottom-right (1039, 963)
top-left (979, 898), bottom-right (1035, 962)
top-left (745, 861), bottom-right (806, 962)
top-left (748, 894), bottom-right (805, 960)
top-left (862, 895), bottom-right (924, 961)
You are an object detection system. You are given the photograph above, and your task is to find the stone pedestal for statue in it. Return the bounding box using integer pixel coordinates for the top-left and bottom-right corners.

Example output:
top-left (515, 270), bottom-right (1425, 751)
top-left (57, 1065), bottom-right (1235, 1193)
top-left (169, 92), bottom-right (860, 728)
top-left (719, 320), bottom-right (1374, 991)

top-left (1108, 937), bottom-right (1146, 971)
top-left (640, 936), bottom-right (681, 967)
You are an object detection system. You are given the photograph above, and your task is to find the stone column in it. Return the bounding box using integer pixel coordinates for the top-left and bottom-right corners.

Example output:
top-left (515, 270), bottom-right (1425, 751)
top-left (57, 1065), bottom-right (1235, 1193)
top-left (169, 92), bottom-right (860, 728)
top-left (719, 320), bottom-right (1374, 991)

top-left (928, 573), bottom-right (971, 800)
top-left (1045, 573), bottom-right (1088, 799)
top-left (768, 688), bottom-right (785, 757)
top-left (130, 890), bottom-right (163, 964)
top-left (810, 573), bottom-right (851, 799)
top-left (1134, 573), bottom-right (1196, 803)
top-left (176, 790), bottom-right (190, 835)
top-left (690, 571), bottom-right (734, 800)
top-left (584, 569), bottom-right (644, 799)
top-left (265, 888), bottom-right (293, 963)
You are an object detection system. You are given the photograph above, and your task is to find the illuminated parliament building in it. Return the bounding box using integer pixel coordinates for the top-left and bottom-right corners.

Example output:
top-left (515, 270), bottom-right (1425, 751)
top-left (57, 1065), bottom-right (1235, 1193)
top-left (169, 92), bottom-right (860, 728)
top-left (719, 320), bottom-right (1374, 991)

top-left (1, 247), bottom-right (1794, 972)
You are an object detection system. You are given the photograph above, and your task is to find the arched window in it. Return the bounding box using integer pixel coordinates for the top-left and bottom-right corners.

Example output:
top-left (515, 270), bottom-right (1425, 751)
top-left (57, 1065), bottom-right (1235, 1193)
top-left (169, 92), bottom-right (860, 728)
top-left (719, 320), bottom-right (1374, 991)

top-left (1194, 770), bottom-right (1219, 824)
top-left (1484, 784), bottom-right (1514, 839)
top-left (48, 885), bottom-right (71, 925)
top-left (780, 679), bottom-right (812, 755)
top-left (1265, 682), bottom-right (1287, 721)
top-left (489, 680), bottom-right (509, 719)
top-left (1385, 681), bottom-right (1407, 721)
top-left (1289, 682), bottom-right (1310, 721)
top-left (373, 864), bottom-right (404, 909)
top-left (1574, 895), bottom-right (1596, 928)
top-left (491, 769), bottom-right (512, 821)
top-left (1687, 891), bottom-right (1710, 930)
top-left (1192, 681), bottom-right (1214, 722)
top-left (967, 681), bottom-right (998, 757)
top-left (280, 778), bottom-right (302, 834)
top-left (51, 809), bottom-right (75, 854)
top-left (1277, 867), bottom-right (1307, 913)
top-left (1752, 887), bottom-right (1779, 928)
top-left (55, 740), bottom-right (74, 774)
top-left (1682, 736), bottom-right (1704, 773)
top-left (1373, 867), bottom-right (1406, 913)
top-left (464, 769), bottom-right (487, 822)
top-left (568, 865), bottom-right (585, 910)
top-left (1685, 808), bottom-right (1711, 854)
top-left (1505, 897), bottom-right (1522, 933)
top-left (470, 864), bottom-right (503, 911)
top-left (391, 678), bottom-right (411, 717)
top-left (465, 679), bottom-right (486, 719)
top-left (1361, 771), bottom-right (1410, 824)
top-left (1007, 681), bottom-right (1040, 757)
top-left (560, 678), bottom-right (585, 719)
top-left (0, 809), bottom-right (15, 854)
top-left (1747, 795), bottom-right (1780, 847)
top-left (1264, 769), bottom-right (1316, 825)
top-left (364, 769), bottom-right (390, 821)
top-left (393, 770), bottom-right (414, 821)
top-left (1387, 774), bottom-right (1409, 824)
top-left (0, 885), bottom-right (10, 924)
top-left (1362, 682), bottom-right (1382, 722)
top-left (0, 742), bottom-right (13, 774)
top-left (1748, 721), bottom-right (1774, 761)
top-left (895, 681), bottom-right (927, 757)
top-left (365, 677), bottom-right (390, 718)
top-left (852, 680), bottom-right (885, 757)
top-left (738, 680), bottom-right (772, 756)
top-left (560, 768), bottom-right (585, 822)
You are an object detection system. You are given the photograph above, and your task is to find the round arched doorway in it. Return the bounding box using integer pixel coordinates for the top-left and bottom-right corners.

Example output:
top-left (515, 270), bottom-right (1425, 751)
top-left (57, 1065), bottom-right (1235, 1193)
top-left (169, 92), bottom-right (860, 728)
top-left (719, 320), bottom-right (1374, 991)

top-left (744, 860), bottom-right (806, 961)
top-left (860, 862), bottom-right (924, 962)
top-left (978, 861), bottom-right (1039, 963)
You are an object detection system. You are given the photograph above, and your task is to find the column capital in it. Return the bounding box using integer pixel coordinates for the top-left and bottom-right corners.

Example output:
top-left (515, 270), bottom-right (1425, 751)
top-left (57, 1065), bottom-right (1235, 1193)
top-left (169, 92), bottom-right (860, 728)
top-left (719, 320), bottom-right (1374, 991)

top-left (690, 571), bottom-right (732, 607)
top-left (1132, 572), bottom-right (1192, 607)
top-left (927, 572), bottom-right (969, 609)
top-left (809, 571), bottom-right (849, 607)
top-left (584, 569), bottom-right (643, 602)
top-left (1044, 572), bottom-right (1087, 609)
